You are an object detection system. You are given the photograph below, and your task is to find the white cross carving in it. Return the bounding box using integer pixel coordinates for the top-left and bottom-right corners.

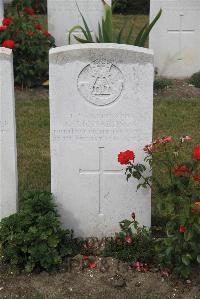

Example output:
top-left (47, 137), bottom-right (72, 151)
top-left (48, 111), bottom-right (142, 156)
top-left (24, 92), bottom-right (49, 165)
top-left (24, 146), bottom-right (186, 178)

top-left (79, 147), bottom-right (123, 215)
top-left (167, 14), bottom-right (195, 60)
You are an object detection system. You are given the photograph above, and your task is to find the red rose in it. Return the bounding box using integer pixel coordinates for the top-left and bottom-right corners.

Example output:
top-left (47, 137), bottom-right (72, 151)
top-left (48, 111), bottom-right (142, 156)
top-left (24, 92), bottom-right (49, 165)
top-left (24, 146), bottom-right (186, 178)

top-left (2, 17), bottom-right (12, 26)
top-left (118, 150), bottom-right (135, 165)
top-left (195, 201), bottom-right (200, 206)
top-left (179, 225), bottom-right (187, 233)
top-left (162, 136), bottom-right (172, 143)
top-left (193, 147), bottom-right (200, 161)
top-left (35, 23), bottom-right (43, 30)
top-left (23, 7), bottom-right (35, 16)
top-left (174, 165), bottom-right (192, 176)
top-left (43, 31), bottom-right (51, 37)
top-left (0, 25), bottom-right (7, 31)
top-left (194, 174), bottom-right (200, 182)
top-left (27, 31), bottom-right (33, 37)
top-left (125, 234), bottom-right (132, 244)
top-left (2, 39), bottom-right (15, 49)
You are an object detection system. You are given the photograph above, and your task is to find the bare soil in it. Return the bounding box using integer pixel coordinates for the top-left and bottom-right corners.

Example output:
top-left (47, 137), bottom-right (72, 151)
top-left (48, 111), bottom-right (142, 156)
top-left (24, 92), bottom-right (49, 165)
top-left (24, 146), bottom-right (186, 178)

top-left (0, 257), bottom-right (199, 299)
top-left (154, 79), bottom-right (200, 99)
top-left (15, 79), bottom-right (200, 101)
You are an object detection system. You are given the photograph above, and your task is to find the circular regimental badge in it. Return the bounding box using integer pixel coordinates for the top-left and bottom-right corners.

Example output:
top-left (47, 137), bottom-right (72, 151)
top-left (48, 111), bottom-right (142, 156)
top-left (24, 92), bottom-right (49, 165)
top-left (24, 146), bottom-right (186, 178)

top-left (77, 59), bottom-right (124, 106)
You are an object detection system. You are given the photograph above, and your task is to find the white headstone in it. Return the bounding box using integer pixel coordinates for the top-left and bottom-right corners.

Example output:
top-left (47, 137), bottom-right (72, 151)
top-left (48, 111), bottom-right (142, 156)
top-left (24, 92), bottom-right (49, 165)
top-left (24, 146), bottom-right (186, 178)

top-left (50, 44), bottom-right (154, 237)
top-left (150, 0), bottom-right (200, 78)
top-left (48, 0), bottom-right (111, 46)
top-left (0, 0), bottom-right (4, 24)
top-left (0, 48), bottom-right (18, 219)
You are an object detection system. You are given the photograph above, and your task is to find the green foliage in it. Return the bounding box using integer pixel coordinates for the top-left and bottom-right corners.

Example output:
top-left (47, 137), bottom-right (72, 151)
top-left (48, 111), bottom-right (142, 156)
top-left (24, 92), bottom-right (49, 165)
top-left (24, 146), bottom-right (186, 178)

top-left (121, 137), bottom-right (200, 277)
top-left (113, 0), bottom-right (150, 15)
top-left (103, 216), bottom-right (155, 264)
top-left (0, 191), bottom-right (79, 272)
top-left (154, 78), bottom-right (172, 91)
top-left (189, 71), bottom-right (200, 88)
top-left (68, 1), bottom-right (161, 47)
top-left (0, 9), bottom-right (55, 87)
top-left (155, 210), bottom-right (200, 278)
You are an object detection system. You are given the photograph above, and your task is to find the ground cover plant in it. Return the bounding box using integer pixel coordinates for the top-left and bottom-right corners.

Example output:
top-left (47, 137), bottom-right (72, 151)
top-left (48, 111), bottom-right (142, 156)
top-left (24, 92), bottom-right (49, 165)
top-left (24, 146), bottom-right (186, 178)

top-left (0, 6), bottom-right (54, 87)
top-left (0, 191), bottom-right (80, 272)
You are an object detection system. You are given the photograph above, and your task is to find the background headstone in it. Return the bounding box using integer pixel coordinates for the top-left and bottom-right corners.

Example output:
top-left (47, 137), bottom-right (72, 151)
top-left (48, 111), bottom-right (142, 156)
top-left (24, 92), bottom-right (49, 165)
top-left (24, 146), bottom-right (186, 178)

top-left (48, 0), bottom-right (111, 46)
top-left (0, 47), bottom-right (18, 219)
top-left (0, 0), bottom-right (3, 24)
top-left (49, 44), bottom-right (154, 237)
top-left (150, 0), bottom-right (200, 78)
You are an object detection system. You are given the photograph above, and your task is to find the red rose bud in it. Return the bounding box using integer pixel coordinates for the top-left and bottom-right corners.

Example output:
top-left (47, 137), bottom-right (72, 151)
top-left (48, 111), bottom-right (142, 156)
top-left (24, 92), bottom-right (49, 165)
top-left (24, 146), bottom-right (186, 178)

top-left (118, 150), bottom-right (135, 165)
top-left (193, 147), bottom-right (200, 161)
top-left (23, 7), bottom-right (35, 15)
top-left (27, 31), bottom-right (33, 37)
top-left (131, 212), bottom-right (136, 220)
top-left (35, 23), bottom-right (43, 30)
top-left (2, 39), bottom-right (15, 49)
top-left (2, 17), bottom-right (12, 26)
top-left (162, 136), bottom-right (172, 143)
top-left (43, 31), bottom-right (51, 37)
top-left (0, 25), bottom-right (7, 31)
top-left (82, 255), bottom-right (89, 260)
top-left (125, 234), bottom-right (132, 244)
top-left (179, 225), bottom-right (187, 233)
top-left (194, 174), bottom-right (200, 182)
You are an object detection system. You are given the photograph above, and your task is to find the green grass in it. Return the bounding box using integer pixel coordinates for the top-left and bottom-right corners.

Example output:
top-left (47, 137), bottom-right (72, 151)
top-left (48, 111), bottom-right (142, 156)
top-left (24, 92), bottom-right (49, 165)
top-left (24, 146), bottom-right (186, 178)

top-left (16, 98), bottom-right (50, 195)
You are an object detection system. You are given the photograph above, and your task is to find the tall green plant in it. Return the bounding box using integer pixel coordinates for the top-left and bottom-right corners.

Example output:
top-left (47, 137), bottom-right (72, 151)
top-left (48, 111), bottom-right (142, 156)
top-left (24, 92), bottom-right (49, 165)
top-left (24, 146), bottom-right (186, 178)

top-left (68, 0), bottom-right (161, 47)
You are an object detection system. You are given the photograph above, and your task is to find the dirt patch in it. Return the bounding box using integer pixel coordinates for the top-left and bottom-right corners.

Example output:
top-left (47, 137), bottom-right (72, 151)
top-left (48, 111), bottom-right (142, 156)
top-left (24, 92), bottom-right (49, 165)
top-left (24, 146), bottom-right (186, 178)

top-left (0, 258), bottom-right (199, 299)
top-left (15, 86), bottom-right (48, 101)
top-left (154, 79), bottom-right (200, 99)
top-left (15, 80), bottom-right (200, 102)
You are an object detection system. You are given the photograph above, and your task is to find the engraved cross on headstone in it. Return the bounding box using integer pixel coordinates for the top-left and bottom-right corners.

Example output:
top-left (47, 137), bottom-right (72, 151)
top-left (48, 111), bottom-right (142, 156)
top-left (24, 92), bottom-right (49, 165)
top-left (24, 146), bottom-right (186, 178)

top-left (79, 147), bottom-right (123, 215)
top-left (167, 14), bottom-right (195, 60)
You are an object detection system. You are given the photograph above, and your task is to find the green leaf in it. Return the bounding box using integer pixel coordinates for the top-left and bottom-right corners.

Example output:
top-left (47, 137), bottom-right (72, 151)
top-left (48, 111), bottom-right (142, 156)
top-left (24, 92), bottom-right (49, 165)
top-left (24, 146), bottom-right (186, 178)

top-left (184, 230), bottom-right (193, 241)
top-left (126, 23), bottom-right (134, 44)
top-left (181, 254), bottom-right (192, 266)
top-left (197, 255), bottom-right (200, 264)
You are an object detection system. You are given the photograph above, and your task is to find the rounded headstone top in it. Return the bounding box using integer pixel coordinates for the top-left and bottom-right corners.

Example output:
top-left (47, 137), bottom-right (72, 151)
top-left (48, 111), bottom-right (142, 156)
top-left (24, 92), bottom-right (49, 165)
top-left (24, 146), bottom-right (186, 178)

top-left (50, 43), bottom-right (154, 57)
top-left (0, 47), bottom-right (12, 56)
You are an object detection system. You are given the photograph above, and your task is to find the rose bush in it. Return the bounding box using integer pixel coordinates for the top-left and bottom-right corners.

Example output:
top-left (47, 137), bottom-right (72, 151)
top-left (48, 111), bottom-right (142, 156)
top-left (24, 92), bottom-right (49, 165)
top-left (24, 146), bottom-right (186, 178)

top-left (0, 8), bottom-right (55, 87)
top-left (118, 136), bottom-right (200, 277)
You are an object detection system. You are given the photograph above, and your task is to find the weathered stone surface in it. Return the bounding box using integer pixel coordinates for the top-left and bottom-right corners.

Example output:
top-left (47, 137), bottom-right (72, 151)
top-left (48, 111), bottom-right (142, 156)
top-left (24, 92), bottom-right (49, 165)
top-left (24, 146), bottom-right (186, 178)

top-left (0, 0), bottom-right (3, 23)
top-left (49, 44), bottom-right (154, 237)
top-left (0, 47), bottom-right (18, 219)
top-left (150, 0), bottom-right (200, 78)
top-left (48, 0), bottom-right (111, 46)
